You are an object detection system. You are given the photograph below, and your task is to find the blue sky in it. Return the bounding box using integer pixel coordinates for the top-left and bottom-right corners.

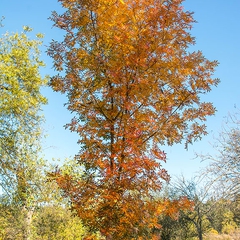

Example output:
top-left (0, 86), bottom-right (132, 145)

top-left (1, 0), bottom-right (240, 179)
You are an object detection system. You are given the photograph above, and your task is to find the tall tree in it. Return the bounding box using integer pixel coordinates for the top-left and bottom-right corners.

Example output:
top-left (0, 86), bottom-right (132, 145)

top-left (0, 26), bottom-right (48, 239)
top-left (199, 112), bottom-right (240, 198)
top-left (48, 0), bottom-right (219, 238)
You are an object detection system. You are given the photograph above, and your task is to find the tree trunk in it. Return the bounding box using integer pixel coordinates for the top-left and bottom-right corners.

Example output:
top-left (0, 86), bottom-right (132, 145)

top-left (197, 229), bottom-right (203, 240)
top-left (196, 217), bottom-right (203, 240)
top-left (23, 206), bottom-right (34, 240)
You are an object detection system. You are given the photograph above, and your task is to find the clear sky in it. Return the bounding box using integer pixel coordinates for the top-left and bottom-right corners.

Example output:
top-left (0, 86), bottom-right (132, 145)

top-left (1, 0), bottom-right (240, 180)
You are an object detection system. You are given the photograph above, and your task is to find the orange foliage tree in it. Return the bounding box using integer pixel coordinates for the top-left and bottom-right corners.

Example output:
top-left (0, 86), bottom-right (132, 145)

top-left (48, 0), bottom-right (219, 238)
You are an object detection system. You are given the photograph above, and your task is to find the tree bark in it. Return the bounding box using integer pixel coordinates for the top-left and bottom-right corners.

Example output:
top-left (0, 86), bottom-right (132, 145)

top-left (23, 206), bottom-right (34, 240)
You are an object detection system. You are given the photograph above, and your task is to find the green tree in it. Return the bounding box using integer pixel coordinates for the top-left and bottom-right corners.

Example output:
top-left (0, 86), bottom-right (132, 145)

top-left (0, 26), bottom-right (48, 239)
top-left (33, 205), bottom-right (88, 240)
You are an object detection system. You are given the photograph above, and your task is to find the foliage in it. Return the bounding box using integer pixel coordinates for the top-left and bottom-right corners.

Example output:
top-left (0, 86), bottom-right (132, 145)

top-left (0, 26), bottom-right (48, 203)
top-left (0, 202), bottom-right (99, 240)
top-left (232, 194), bottom-right (240, 226)
top-left (33, 205), bottom-right (87, 240)
top-left (0, 26), bottom-right (48, 239)
top-left (0, 203), bottom-right (25, 239)
top-left (48, 0), bottom-right (218, 238)
top-left (159, 175), bottom-right (240, 240)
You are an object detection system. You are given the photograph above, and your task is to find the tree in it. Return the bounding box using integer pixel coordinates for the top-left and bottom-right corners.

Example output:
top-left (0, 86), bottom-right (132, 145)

top-left (48, 0), bottom-right (219, 238)
top-left (0, 26), bottom-right (48, 239)
top-left (33, 205), bottom-right (89, 240)
top-left (168, 176), bottom-right (213, 240)
top-left (199, 112), bottom-right (240, 198)
top-left (156, 184), bottom-right (194, 240)
top-left (158, 173), bottom-right (240, 240)
top-left (0, 194), bottom-right (101, 240)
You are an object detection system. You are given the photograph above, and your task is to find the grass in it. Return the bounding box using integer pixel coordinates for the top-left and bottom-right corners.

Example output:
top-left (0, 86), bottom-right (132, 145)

top-left (204, 229), bottom-right (240, 240)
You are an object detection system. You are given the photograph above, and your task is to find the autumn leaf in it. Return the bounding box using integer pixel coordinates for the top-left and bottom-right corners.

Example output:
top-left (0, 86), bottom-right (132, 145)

top-left (48, 0), bottom-right (219, 238)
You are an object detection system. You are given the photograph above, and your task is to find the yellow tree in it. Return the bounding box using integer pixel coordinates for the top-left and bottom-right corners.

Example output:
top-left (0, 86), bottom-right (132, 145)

top-left (48, 0), bottom-right (219, 239)
top-left (0, 26), bottom-right (48, 239)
